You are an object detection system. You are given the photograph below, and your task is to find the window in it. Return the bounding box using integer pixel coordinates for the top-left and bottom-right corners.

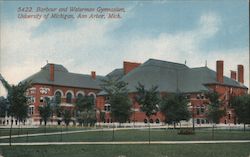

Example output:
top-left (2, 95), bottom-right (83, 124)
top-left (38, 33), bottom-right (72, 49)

top-left (228, 114), bottom-right (231, 120)
top-left (144, 119), bottom-right (148, 123)
top-left (77, 93), bottom-right (84, 99)
top-left (196, 94), bottom-right (200, 99)
top-left (66, 93), bottom-right (72, 103)
top-left (156, 119), bottom-right (160, 124)
top-left (196, 106), bottom-right (200, 115)
top-left (201, 119), bottom-right (205, 124)
top-left (40, 97), bottom-right (44, 102)
top-left (150, 119), bottom-right (154, 123)
top-left (27, 96), bottom-right (35, 104)
top-left (206, 119), bottom-right (209, 124)
top-left (200, 106), bottom-right (205, 114)
top-left (88, 94), bottom-right (95, 105)
top-left (104, 104), bottom-right (111, 112)
top-left (55, 91), bottom-right (62, 104)
top-left (28, 106), bottom-right (34, 115)
top-left (197, 119), bottom-right (200, 124)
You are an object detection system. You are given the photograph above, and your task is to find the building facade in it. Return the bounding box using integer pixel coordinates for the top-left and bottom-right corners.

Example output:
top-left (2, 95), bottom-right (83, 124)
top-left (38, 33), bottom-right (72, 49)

top-left (96, 59), bottom-right (248, 125)
top-left (1, 59), bottom-right (247, 126)
top-left (23, 63), bottom-right (103, 124)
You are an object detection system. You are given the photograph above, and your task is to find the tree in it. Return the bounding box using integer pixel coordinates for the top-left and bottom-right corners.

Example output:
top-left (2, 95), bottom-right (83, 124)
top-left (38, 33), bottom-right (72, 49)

top-left (231, 94), bottom-right (250, 131)
top-left (48, 96), bottom-right (62, 125)
top-left (0, 96), bottom-right (9, 118)
top-left (99, 109), bottom-right (106, 123)
top-left (109, 93), bottom-right (132, 124)
top-left (100, 76), bottom-right (128, 95)
top-left (0, 76), bottom-right (30, 146)
top-left (38, 97), bottom-right (52, 126)
top-left (135, 82), bottom-right (160, 144)
top-left (75, 95), bottom-right (96, 126)
top-left (160, 93), bottom-right (190, 128)
top-left (76, 95), bottom-right (94, 112)
top-left (206, 91), bottom-right (225, 124)
top-left (206, 91), bottom-right (225, 139)
top-left (62, 109), bottom-right (72, 126)
top-left (100, 76), bottom-right (132, 140)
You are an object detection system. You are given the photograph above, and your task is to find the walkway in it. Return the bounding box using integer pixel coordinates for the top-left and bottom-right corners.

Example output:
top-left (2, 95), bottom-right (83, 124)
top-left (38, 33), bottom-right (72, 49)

top-left (1, 140), bottom-right (250, 146)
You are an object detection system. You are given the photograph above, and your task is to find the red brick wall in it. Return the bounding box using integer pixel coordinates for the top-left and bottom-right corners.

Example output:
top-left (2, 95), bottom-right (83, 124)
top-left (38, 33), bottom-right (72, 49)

top-left (230, 70), bottom-right (236, 80)
top-left (123, 61), bottom-right (141, 75)
top-left (216, 60), bottom-right (224, 83)
top-left (237, 65), bottom-right (244, 84)
top-left (27, 83), bottom-right (100, 121)
top-left (49, 64), bottom-right (54, 81)
top-left (206, 84), bottom-right (247, 124)
top-left (91, 71), bottom-right (96, 80)
top-left (96, 93), bottom-right (164, 123)
top-left (96, 85), bottom-right (247, 124)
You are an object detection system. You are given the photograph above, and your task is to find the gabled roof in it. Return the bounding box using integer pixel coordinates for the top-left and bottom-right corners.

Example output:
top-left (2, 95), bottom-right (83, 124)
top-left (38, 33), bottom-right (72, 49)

top-left (106, 68), bottom-right (124, 80)
top-left (118, 59), bottom-right (247, 93)
top-left (22, 64), bottom-right (104, 89)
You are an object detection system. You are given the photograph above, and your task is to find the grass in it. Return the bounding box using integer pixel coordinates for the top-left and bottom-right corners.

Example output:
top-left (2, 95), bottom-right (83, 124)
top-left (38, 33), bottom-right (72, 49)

top-left (0, 126), bottom-right (89, 137)
top-left (1, 143), bottom-right (250, 157)
top-left (0, 128), bottom-right (250, 143)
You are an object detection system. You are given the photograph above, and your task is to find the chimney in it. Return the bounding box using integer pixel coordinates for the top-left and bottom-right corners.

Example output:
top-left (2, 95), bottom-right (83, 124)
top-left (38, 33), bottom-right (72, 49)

top-left (230, 70), bottom-right (237, 80)
top-left (237, 65), bottom-right (244, 84)
top-left (123, 61), bottom-right (141, 75)
top-left (216, 60), bottom-right (224, 83)
top-left (49, 64), bottom-right (54, 81)
top-left (91, 71), bottom-right (96, 80)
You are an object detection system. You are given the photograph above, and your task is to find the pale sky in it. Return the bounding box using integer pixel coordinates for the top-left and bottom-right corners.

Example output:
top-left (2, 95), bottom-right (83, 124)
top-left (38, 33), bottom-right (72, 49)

top-left (0, 0), bottom-right (249, 96)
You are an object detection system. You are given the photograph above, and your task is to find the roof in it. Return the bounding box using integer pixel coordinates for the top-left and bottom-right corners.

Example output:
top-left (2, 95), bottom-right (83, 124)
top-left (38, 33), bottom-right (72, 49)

top-left (106, 68), bottom-right (124, 80)
top-left (21, 59), bottom-right (247, 95)
top-left (22, 64), bottom-right (104, 89)
top-left (99, 59), bottom-right (247, 95)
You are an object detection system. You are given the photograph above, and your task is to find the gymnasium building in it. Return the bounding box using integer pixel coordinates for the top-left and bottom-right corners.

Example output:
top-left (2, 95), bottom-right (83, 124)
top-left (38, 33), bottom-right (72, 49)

top-left (96, 59), bottom-right (247, 125)
top-left (0, 59), bottom-right (248, 125)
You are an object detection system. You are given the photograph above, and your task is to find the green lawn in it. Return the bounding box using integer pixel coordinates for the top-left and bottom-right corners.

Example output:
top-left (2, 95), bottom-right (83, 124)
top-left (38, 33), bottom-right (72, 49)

top-left (1, 143), bottom-right (250, 157)
top-left (0, 128), bottom-right (250, 143)
top-left (0, 126), bottom-right (90, 137)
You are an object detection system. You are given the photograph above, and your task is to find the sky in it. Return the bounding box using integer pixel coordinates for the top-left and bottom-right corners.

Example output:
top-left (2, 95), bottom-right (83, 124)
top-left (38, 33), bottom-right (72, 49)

top-left (0, 0), bottom-right (249, 96)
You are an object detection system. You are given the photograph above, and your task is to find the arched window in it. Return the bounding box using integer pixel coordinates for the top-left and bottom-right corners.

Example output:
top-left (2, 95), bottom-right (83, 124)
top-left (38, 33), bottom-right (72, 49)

top-left (156, 119), bottom-right (160, 124)
top-left (88, 92), bottom-right (96, 105)
top-left (77, 93), bottom-right (84, 99)
top-left (144, 119), bottom-right (148, 123)
top-left (66, 93), bottom-right (72, 103)
top-left (196, 106), bottom-right (200, 115)
top-left (55, 91), bottom-right (62, 104)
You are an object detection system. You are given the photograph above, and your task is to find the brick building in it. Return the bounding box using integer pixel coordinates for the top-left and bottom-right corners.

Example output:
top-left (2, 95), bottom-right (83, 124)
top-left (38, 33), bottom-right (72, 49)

top-left (1, 58), bottom-right (247, 125)
top-left (22, 63), bottom-right (103, 124)
top-left (96, 59), bottom-right (248, 125)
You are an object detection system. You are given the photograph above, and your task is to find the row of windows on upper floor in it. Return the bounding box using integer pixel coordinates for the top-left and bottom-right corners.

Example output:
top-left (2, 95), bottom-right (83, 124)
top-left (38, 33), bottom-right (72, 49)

top-left (50, 91), bottom-right (96, 104)
top-left (53, 90), bottom-right (96, 98)
top-left (27, 91), bottom-right (96, 104)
